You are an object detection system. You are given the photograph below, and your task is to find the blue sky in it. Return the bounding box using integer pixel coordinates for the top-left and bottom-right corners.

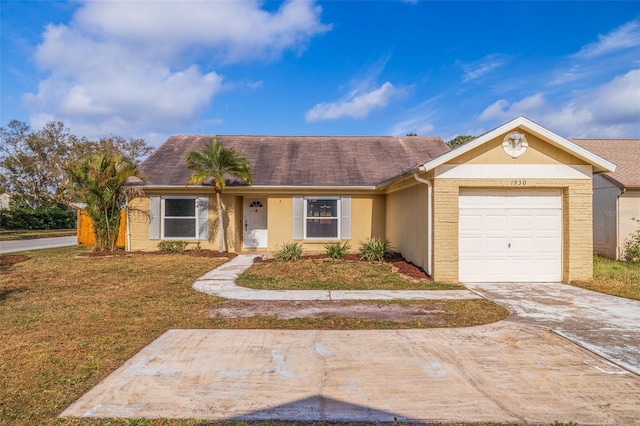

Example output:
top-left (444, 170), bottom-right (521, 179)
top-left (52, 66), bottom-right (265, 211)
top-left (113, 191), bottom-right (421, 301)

top-left (1, 1), bottom-right (639, 147)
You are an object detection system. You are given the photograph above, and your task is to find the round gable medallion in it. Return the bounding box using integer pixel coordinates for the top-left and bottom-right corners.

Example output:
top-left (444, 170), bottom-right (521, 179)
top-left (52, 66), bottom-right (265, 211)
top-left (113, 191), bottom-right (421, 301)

top-left (502, 132), bottom-right (529, 158)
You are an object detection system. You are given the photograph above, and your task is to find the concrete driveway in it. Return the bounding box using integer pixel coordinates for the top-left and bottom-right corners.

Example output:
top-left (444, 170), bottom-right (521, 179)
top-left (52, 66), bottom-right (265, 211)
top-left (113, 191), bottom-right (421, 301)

top-left (61, 323), bottom-right (640, 424)
top-left (466, 282), bottom-right (640, 375)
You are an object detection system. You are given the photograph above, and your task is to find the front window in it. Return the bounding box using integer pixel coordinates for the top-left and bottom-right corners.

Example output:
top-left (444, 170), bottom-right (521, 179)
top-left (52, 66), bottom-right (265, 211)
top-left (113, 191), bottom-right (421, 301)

top-left (305, 198), bottom-right (339, 239)
top-left (163, 197), bottom-right (197, 238)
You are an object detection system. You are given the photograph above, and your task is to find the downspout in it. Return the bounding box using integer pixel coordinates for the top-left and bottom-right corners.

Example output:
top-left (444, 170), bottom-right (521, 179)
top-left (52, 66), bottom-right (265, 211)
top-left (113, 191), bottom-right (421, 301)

top-left (413, 171), bottom-right (433, 277)
top-left (125, 195), bottom-right (131, 252)
top-left (616, 188), bottom-right (626, 260)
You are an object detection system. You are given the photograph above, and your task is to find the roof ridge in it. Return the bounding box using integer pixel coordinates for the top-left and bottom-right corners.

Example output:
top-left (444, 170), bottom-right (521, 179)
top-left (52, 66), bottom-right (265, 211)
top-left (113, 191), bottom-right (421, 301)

top-left (167, 134), bottom-right (441, 139)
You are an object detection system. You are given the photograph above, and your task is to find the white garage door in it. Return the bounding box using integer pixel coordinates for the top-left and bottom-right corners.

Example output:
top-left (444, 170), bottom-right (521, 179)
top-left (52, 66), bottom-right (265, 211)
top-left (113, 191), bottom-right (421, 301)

top-left (459, 189), bottom-right (562, 282)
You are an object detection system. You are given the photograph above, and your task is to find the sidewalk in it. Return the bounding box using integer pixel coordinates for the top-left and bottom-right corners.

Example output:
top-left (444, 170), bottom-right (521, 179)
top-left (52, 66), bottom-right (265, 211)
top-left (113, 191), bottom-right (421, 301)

top-left (193, 254), bottom-right (481, 301)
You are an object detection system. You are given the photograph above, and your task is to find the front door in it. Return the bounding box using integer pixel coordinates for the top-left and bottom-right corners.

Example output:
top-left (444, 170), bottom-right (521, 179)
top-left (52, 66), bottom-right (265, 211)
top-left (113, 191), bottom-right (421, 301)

top-left (243, 198), bottom-right (267, 249)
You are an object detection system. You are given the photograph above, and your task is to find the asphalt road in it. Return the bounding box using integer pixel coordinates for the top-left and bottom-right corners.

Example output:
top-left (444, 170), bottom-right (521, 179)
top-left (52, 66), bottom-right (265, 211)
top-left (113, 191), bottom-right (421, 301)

top-left (0, 236), bottom-right (77, 254)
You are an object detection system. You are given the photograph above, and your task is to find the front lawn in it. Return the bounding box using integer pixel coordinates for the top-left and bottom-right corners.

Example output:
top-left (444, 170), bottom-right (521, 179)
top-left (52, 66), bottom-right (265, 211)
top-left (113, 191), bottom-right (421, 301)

top-left (572, 256), bottom-right (640, 300)
top-left (0, 247), bottom-right (506, 425)
top-left (237, 258), bottom-right (464, 290)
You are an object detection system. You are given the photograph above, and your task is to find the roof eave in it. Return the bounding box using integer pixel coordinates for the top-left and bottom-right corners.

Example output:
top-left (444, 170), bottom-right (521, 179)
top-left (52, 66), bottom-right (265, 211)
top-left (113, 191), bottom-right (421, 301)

top-left (419, 116), bottom-right (617, 174)
top-left (136, 184), bottom-right (379, 191)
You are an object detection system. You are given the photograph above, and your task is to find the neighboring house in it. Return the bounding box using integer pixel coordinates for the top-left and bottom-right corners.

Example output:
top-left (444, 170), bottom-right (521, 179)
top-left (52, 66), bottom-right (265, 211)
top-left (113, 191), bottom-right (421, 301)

top-left (0, 192), bottom-right (13, 210)
top-left (128, 117), bottom-right (615, 283)
top-left (571, 139), bottom-right (640, 260)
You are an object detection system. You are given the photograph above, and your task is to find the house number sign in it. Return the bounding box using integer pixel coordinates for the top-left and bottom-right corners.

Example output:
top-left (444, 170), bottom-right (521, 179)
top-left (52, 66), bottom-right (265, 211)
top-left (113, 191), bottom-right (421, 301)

top-left (511, 179), bottom-right (527, 186)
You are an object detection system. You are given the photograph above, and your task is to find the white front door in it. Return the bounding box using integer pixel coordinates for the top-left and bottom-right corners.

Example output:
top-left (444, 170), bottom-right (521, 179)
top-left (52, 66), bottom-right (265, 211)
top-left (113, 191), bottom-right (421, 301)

top-left (243, 198), bottom-right (267, 249)
top-left (459, 189), bottom-right (562, 282)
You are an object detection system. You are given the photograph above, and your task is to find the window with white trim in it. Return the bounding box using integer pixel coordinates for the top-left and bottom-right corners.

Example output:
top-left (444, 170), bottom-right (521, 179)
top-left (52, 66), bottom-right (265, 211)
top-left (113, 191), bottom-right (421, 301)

top-left (162, 197), bottom-right (197, 238)
top-left (305, 197), bottom-right (339, 239)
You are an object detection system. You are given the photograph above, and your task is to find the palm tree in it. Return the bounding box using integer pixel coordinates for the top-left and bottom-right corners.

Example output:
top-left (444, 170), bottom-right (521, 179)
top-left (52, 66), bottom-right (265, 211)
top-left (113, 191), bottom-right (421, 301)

top-left (186, 138), bottom-right (252, 252)
top-left (66, 153), bottom-right (142, 251)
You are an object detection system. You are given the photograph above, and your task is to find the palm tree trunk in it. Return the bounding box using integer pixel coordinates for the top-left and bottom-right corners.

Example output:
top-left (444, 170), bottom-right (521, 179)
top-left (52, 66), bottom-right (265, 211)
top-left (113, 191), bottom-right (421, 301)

top-left (216, 190), bottom-right (224, 252)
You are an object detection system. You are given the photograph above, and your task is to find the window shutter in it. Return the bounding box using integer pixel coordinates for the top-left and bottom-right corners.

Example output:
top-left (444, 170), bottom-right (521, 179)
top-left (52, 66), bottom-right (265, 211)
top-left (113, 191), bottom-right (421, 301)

top-left (293, 196), bottom-right (303, 240)
top-left (149, 196), bottom-right (160, 240)
top-left (197, 196), bottom-right (209, 240)
top-left (341, 196), bottom-right (351, 240)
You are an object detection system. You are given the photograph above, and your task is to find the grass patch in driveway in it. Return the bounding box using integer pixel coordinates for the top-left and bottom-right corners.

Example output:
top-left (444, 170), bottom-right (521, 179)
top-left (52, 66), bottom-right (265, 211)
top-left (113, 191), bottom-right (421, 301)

top-left (210, 298), bottom-right (507, 329)
top-left (237, 258), bottom-right (463, 290)
top-left (0, 247), bottom-right (505, 425)
top-left (572, 256), bottom-right (640, 300)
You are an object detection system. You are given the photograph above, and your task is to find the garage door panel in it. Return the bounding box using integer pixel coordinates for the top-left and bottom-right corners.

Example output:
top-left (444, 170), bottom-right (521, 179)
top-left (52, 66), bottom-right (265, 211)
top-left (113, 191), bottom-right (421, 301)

top-left (535, 214), bottom-right (561, 232)
top-left (459, 214), bottom-right (483, 233)
top-left (459, 189), bottom-right (562, 282)
top-left (485, 237), bottom-right (509, 254)
top-left (485, 214), bottom-right (509, 231)
top-left (510, 237), bottom-right (534, 254)
top-left (510, 212), bottom-right (534, 231)
top-left (459, 236), bottom-right (483, 255)
top-left (509, 258), bottom-right (534, 275)
top-left (536, 237), bottom-right (562, 254)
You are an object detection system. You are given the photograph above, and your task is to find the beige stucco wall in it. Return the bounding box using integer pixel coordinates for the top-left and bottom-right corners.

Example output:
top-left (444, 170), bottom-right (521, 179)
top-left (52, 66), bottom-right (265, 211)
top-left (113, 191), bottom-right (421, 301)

top-left (386, 182), bottom-right (430, 273)
top-left (265, 194), bottom-right (385, 255)
top-left (619, 190), bottom-right (640, 259)
top-left (128, 191), bottom-right (385, 255)
top-left (128, 191), bottom-right (237, 252)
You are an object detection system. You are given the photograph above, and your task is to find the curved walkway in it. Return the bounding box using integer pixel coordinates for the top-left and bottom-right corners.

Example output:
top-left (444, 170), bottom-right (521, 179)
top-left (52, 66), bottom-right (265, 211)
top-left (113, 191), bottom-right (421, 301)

top-left (193, 254), bottom-right (481, 301)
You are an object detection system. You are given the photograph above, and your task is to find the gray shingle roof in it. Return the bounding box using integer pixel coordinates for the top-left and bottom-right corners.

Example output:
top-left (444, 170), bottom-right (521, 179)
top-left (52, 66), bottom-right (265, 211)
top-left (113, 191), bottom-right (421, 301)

top-left (138, 135), bottom-right (450, 187)
top-left (571, 139), bottom-right (640, 189)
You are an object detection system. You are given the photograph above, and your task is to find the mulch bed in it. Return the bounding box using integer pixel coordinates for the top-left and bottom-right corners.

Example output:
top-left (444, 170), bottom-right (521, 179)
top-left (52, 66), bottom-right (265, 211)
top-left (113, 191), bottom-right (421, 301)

top-left (3, 249), bottom-right (430, 281)
top-left (259, 252), bottom-right (432, 281)
top-left (75, 249), bottom-right (235, 259)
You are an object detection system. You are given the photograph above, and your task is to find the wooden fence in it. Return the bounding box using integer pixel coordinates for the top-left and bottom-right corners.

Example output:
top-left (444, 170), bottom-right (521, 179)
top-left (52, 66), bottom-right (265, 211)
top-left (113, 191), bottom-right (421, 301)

top-left (77, 209), bottom-right (126, 248)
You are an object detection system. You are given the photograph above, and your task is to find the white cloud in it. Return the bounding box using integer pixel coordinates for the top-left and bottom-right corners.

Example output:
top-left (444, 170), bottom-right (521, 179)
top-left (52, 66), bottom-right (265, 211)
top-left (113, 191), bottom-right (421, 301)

top-left (573, 19), bottom-right (640, 59)
top-left (24, 0), bottom-right (330, 143)
top-left (461, 54), bottom-right (511, 83)
top-left (477, 93), bottom-right (546, 122)
top-left (544, 69), bottom-right (640, 137)
top-left (305, 81), bottom-right (403, 122)
top-left (477, 70), bottom-right (640, 137)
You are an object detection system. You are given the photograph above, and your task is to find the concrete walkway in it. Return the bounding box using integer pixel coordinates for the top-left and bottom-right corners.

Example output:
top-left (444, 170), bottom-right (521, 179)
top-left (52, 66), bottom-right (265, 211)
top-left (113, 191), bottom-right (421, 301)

top-left (193, 254), bottom-right (481, 301)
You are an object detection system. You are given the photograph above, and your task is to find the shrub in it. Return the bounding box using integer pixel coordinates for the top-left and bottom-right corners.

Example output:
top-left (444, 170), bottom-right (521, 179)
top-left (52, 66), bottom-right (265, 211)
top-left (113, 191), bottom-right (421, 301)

top-left (623, 218), bottom-right (640, 263)
top-left (359, 236), bottom-right (391, 262)
top-left (0, 206), bottom-right (76, 230)
top-left (191, 241), bottom-right (202, 252)
top-left (324, 240), bottom-right (351, 259)
top-left (157, 240), bottom-right (189, 253)
top-left (274, 242), bottom-right (303, 261)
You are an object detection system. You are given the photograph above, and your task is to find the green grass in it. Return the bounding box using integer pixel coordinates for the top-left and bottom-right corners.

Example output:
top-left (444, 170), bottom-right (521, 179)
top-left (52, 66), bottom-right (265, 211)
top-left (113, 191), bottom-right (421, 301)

top-left (0, 228), bottom-right (76, 240)
top-left (237, 259), bottom-right (464, 290)
top-left (572, 256), bottom-right (640, 300)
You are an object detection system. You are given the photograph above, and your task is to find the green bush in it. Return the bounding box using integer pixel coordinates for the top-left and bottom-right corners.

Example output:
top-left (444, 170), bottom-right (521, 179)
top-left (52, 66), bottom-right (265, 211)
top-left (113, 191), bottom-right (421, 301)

top-left (358, 236), bottom-right (391, 262)
top-left (157, 240), bottom-right (189, 253)
top-left (0, 207), bottom-right (76, 230)
top-left (324, 240), bottom-right (351, 259)
top-left (274, 241), bottom-right (303, 261)
top-left (623, 218), bottom-right (640, 263)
